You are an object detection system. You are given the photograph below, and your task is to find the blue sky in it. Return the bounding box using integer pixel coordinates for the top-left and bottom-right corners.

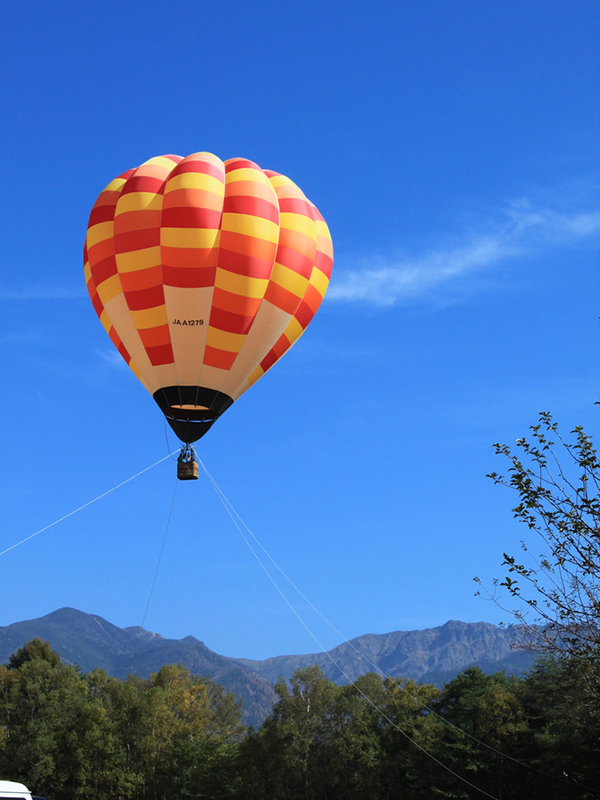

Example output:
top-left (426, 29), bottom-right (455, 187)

top-left (1, 0), bottom-right (598, 660)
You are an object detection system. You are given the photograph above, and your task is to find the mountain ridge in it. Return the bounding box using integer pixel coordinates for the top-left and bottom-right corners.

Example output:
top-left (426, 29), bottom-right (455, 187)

top-left (0, 608), bottom-right (533, 727)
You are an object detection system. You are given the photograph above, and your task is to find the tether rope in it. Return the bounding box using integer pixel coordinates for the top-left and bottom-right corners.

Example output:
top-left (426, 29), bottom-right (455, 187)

top-left (0, 453), bottom-right (175, 558)
top-left (199, 458), bottom-right (597, 798)
top-left (199, 459), bottom-right (501, 800)
top-left (140, 478), bottom-right (178, 633)
top-left (129, 477), bottom-right (179, 675)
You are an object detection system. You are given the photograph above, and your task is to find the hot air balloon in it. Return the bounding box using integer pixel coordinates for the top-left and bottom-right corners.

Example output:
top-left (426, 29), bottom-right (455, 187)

top-left (84, 153), bottom-right (333, 478)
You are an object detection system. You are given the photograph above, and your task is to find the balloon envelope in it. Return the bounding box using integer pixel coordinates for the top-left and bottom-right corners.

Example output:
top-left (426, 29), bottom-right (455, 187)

top-left (84, 153), bottom-right (333, 443)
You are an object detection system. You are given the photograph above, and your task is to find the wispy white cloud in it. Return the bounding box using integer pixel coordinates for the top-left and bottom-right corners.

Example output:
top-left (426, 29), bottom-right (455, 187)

top-left (0, 285), bottom-right (84, 301)
top-left (327, 200), bottom-right (600, 307)
top-left (97, 348), bottom-right (129, 371)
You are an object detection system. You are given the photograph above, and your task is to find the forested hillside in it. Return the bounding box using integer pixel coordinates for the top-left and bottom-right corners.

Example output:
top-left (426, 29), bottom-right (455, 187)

top-left (0, 637), bottom-right (597, 800)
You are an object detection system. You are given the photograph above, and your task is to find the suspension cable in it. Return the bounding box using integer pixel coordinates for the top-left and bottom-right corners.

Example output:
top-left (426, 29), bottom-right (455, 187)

top-left (0, 453), bottom-right (176, 558)
top-left (199, 458), bottom-right (597, 797)
top-left (199, 459), bottom-right (502, 800)
top-left (129, 477), bottom-right (179, 675)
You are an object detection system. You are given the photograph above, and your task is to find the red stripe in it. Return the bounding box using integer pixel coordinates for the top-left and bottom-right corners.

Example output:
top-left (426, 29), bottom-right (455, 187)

top-left (315, 251), bottom-right (333, 280)
top-left (114, 228), bottom-right (160, 252)
top-left (225, 158), bottom-right (259, 172)
top-left (91, 292), bottom-right (103, 317)
top-left (88, 203), bottom-right (117, 226)
top-left (209, 306), bottom-right (255, 335)
top-left (310, 205), bottom-right (325, 223)
top-left (119, 265), bottom-right (162, 292)
top-left (203, 346), bottom-right (237, 369)
top-left (125, 284), bottom-right (165, 311)
top-left (270, 334), bottom-right (290, 359)
top-left (170, 159), bottom-right (225, 181)
top-left (264, 282), bottom-right (300, 315)
top-left (162, 265), bottom-right (216, 288)
top-left (295, 299), bottom-right (314, 330)
top-left (303, 283), bottom-right (324, 312)
top-left (223, 195), bottom-right (279, 223)
top-left (91, 255), bottom-right (117, 285)
top-left (278, 197), bottom-right (312, 215)
top-left (260, 350), bottom-right (278, 372)
top-left (275, 245), bottom-right (314, 279)
top-left (139, 325), bottom-right (171, 347)
top-left (161, 207), bottom-right (221, 228)
top-left (120, 175), bottom-right (166, 195)
top-left (146, 343), bottom-right (174, 366)
top-left (217, 249), bottom-right (274, 279)
top-left (117, 341), bottom-right (131, 363)
top-left (161, 154), bottom-right (183, 165)
top-left (260, 334), bottom-right (291, 372)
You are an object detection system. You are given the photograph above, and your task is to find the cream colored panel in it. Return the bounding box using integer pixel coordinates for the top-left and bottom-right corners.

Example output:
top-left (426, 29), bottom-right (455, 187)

top-left (163, 285), bottom-right (213, 386)
top-left (121, 330), bottom-right (152, 366)
top-left (105, 294), bottom-right (138, 338)
top-left (193, 364), bottom-right (229, 392)
top-left (218, 302), bottom-right (291, 397)
top-left (221, 354), bottom-right (261, 401)
top-left (141, 363), bottom-right (178, 390)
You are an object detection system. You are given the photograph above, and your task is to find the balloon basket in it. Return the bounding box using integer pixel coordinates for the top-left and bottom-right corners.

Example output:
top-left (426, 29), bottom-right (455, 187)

top-left (177, 445), bottom-right (199, 480)
top-left (178, 460), bottom-right (199, 480)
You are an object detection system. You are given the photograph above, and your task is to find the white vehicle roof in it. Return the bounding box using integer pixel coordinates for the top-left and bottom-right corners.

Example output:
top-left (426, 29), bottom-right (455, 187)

top-left (0, 782), bottom-right (32, 799)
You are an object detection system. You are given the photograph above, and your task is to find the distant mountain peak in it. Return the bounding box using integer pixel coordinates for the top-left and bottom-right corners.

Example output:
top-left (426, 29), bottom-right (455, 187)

top-left (0, 609), bottom-right (532, 728)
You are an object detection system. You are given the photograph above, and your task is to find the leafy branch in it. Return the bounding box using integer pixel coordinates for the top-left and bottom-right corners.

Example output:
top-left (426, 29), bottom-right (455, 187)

top-left (476, 412), bottom-right (600, 660)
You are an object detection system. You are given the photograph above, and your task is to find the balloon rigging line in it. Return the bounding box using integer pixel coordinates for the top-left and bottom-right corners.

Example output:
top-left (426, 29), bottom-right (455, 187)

top-left (140, 478), bottom-right (178, 634)
top-left (164, 421), bottom-right (179, 460)
top-left (0, 453), bottom-right (176, 558)
top-left (199, 459), bottom-right (591, 796)
top-left (129, 477), bottom-right (179, 676)
top-left (199, 459), bottom-right (500, 800)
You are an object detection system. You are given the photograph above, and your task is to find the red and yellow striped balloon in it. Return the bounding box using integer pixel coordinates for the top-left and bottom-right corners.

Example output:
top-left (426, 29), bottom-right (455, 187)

top-left (84, 152), bottom-right (333, 443)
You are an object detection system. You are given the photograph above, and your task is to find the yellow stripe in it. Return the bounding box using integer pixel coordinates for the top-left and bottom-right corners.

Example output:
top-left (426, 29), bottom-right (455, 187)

top-left (161, 227), bottom-right (220, 249)
top-left (116, 192), bottom-right (163, 214)
top-left (97, 273), bottom-right (122, 304)
top-left (221, 213), bottom-right (279, 242)
top-left (267, 175), bottom-right (289, 189)
top-left (84, 261), bottom-right (91, 282)
top-left (103, 177), bottom-right (128, 192)
top-left (164, 172), bottom-right (225, 195)
top-left (116, 246), bottom-right (161, 273)
top-left (247, 364), bottom-right (265, 386)
top-left (215, 270), bottom-right (268, 298)
top-left (141, 155), bottom-right (180, 172)
top-left (130, 305), bottom-right (168, 329)
top-left (280, 212), bottom-right (315, 238)
top-left (99, 309), bottom-right (111, 333)
top-left (86, 221), bottom-right (113, 248)
top-left (310, 268), bottom-right (330, 298)
top-left (284, 316), bottom-right (304, 343)
top-left (206, 327), bottom-right (246, 352)
top-left (315, 219), bottom-right (332, 240)
top-left (226, 168), bottom-right (272, 186)
top-left (271, 262), bottom-right (308, 297)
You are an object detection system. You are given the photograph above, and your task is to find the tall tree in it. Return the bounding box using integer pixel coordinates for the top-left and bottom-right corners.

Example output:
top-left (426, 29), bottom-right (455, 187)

top-left (479, 413), bottom-right (600, 660)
